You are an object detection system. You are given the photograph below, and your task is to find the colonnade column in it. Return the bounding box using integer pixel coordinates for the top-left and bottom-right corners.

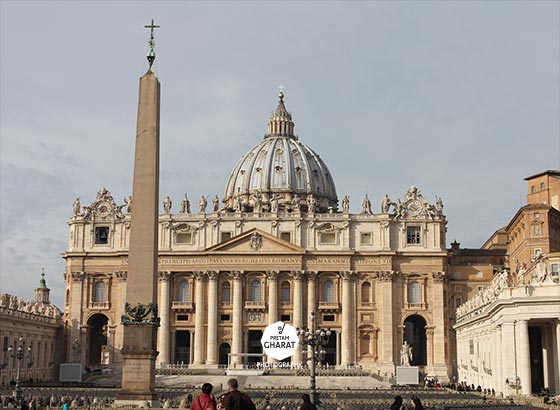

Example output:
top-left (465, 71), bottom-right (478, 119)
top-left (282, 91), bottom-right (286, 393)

top-left (231, 271), bottom-right (243, 366)
top-left (157, 271), bottom-right (171, 366)
top-left (494, 325), bottom-right (502, 393)
top-left (516, 319), bottom-right (532, 395)
top-left (206, 271), bottom-right (219, 367)
top-left (501, 321), bottom-right (516, 395)
top-left (340, 270), bottom-right (355, 367)
top-left (266, 270), bottom-right (279, 363)
top-left (554, 320), bottom-right (560, 394)
top-left (192, 272), bottom-right (206, 366)
top-left (292, 271), bottom-right (304, 363)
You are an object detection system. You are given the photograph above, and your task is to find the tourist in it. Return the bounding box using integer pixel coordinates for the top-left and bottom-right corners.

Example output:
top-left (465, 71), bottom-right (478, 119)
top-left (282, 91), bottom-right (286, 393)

top-left (191, 383), bottom-right (216, 410)
top-left (222, 378), bottom-right (256, 410)
top-left (390, 395), bottom-right (405, 410)
top-left (299, 394), bottom-right (317, 410)
top-left (410, 396), bottom-right (424, 410)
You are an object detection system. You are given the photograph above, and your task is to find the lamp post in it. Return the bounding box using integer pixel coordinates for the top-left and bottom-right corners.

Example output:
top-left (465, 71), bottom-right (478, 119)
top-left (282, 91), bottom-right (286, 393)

top-left (297, 312), bottom-right (331, 406)
top-left (7, 336), bottom-right (32, 400)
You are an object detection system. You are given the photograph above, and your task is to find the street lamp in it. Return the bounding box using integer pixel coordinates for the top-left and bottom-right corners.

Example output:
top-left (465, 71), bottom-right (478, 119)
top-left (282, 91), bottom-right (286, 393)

top-left (297, 311), bottom-right (331, 406)
top-left (7, 336), bottom-right (33, 400)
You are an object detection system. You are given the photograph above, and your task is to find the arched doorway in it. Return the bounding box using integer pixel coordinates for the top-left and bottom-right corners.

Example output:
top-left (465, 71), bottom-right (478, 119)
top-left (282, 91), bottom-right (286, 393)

top-left (219, 343), bottom-right (231, 366)
top-left (87, 314), bottom-right (109, 366)
top-left (403, 315), bottom-right (427, 366)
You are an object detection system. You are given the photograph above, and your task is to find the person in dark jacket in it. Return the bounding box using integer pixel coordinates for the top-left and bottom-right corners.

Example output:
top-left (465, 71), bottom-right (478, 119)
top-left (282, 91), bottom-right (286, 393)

top-left (299, 394), bottom-right (317, 410)
top-left (191, 383), bottom-right (216, 410)
top-left (222, 378), bottom-right (255, 410)
top-left (390, 395), bottom-right (405, 410)
top-left (410, 396), bottom-right (424, 410)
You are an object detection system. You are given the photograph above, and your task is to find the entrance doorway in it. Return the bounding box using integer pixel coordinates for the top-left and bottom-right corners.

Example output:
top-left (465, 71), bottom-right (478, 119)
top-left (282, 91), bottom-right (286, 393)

top-left (529, 327), bottom-right (544, 393)
top-left (403, 315), bottom-right (427, 366)
top-left (175, 331), bottom-right (191, 364)
top-left (323, 331), bottom-right (337, 366)
top-left (87, 314), bottom-right (109, 366)
top-left (219, 343), bottom-right (231, 366)
top-left (247, 330), bottom-right (263, 364)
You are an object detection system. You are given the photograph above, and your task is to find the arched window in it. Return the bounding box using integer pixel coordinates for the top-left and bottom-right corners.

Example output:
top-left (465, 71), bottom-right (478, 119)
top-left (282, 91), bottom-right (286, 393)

top-left (222, 282), bottom-right (231, 303)
top-left (93, 281), bottom-right (105, 302)
top-left (281, 281), bottom-right (290, 303)
top-left (361, 282), bottom-right (371, 303)
top-left (178, 280), bottom-right (190, 302)
top-left (250, 280), bottom-right (262, 301)
top-left (408, 281), bottom-right (421, 304)
top-left (323, 280), bottom-right (335, 302)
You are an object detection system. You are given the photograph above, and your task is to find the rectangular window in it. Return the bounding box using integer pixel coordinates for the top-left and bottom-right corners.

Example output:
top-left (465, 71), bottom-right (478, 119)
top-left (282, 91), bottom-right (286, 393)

top-left (406, 226), bottom-right (421, 244)
top-left (323, 315), bottom-right (335, 322)
top-left (280, 232), bottom-right (291, 242)
top-left (454, 285), bottom-right (462, 293)
top-left (531, 185), bottom-right (536, 193)
top-left (469, 340), bottom-right (474, 355)
top-left (320, 232), bottom-right (336, 245)
top-left (454, 272), bottom-right (461, 279)
top-left (176, 233), bottom-right (193, 244)
top-left (94, 227), bottom-right (109, 244)
top-left (360, 232), bottom-right (373, 245)
top-left (220, 314), bottom-right (231, 321)
top-left (550, 263), bottom-right (559, 274)
top-left (177, 314), bottom-right (189, 321)
top-left (541, 182), bottom-right (545, 191)
top-left (535, 248), bottom-right (542, 256)
top-left (280, 314), bottom-right (290, 322)
top-left (534, 212), bottom-right (540, 218)
top-left (455, 297), bottom-right (462, 308)
top-left (221, 232), bottom-right (232, 242)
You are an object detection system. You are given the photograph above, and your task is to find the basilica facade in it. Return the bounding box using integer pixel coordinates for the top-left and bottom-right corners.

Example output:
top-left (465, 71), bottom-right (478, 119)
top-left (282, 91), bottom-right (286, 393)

top-left (63, 92), bottom-right (453, 381)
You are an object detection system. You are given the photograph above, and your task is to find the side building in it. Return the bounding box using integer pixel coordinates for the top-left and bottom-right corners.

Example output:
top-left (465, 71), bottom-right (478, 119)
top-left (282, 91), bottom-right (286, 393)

top-left (63, 92), bottom-right (455, 382)
top-left (454, 170), bottom-right (560, 396)
top-left (0, 273), bottom-right (63, 385)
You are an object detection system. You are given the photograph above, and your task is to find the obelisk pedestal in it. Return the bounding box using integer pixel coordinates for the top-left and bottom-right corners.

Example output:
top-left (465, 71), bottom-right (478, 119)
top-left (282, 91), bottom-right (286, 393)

top-left (115, 26), bottom-right (161, 404)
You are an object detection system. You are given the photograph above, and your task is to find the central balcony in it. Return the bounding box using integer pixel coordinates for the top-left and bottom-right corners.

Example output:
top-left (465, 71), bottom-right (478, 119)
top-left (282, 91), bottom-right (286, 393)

top-left (244, 300), bottom-right (267, 311)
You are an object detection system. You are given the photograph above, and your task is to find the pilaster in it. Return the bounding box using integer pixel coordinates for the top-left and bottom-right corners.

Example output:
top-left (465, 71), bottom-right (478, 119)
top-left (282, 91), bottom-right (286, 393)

top-left (157, 271), bottom-right (171, 366)
top-left (192, 271), bottom-right (206, 366)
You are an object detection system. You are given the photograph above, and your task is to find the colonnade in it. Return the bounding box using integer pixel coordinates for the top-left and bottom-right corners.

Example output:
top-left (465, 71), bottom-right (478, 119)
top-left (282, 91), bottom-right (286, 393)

top-left (156, 270), bottom-right (359, 368)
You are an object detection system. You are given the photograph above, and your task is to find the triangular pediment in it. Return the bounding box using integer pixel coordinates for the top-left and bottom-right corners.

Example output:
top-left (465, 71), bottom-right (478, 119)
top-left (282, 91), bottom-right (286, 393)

top-left (206, 228), bottom-right (305, 254)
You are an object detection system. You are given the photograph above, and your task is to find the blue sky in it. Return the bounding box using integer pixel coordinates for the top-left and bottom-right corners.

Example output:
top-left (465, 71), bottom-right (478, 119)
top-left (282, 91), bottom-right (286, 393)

top-left (1, 1), bottom-right (559, 307)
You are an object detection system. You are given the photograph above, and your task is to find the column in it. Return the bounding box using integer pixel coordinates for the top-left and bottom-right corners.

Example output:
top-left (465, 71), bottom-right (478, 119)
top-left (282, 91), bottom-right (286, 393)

top-left (266, 271), bottom-right (279, 363)
top-left (340, 271), bottom-right (354, 367)
top-left (378, 271), bottom-right (394, 370)
top-left (307, 272), bottom-right (317, 329)
top-left (501, 321), bottom-right (516, 395)
top-left (206, 271), bottom-right (219, 367)
top-left (554, 321), bottom-right (560, 395)
top-left (231, 271), bottom-right (243, 366)
top-left (494, 325), bottom-right (502, 394)
top-left (267, 271), bottom-right (279, 324)
top-left (516, 320), bottom-right (531, 395)
top-left (192, 272), bottom-right (206, 366)
top-left (157, 271), bottom-right (171, 366)
top-left (426, 326), bottom-right (435, 370)
top-left (431, 272), bottom-right (447, 379)
top-left (292, 271), bottom-right (304, 363)
top-left (306, 272), bottom-right (317, 362)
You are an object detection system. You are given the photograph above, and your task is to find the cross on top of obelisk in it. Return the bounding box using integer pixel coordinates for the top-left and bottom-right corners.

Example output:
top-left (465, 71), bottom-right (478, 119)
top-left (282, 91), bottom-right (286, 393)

top-left (144, 19), bottom-right (160, 70)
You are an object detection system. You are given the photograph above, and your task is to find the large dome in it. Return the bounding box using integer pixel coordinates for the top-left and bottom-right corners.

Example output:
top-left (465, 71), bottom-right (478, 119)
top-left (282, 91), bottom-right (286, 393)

top-left (223, 93), bottom-right (338, 213)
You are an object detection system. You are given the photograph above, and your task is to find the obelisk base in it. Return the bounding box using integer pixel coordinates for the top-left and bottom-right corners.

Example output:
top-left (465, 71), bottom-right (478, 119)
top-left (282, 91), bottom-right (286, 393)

top-left (115, 324), bottom-right (159, 407)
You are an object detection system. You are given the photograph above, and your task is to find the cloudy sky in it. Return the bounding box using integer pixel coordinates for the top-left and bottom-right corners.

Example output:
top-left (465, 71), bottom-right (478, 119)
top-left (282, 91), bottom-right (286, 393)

top-left (1, 1), bottom-right (558, 307)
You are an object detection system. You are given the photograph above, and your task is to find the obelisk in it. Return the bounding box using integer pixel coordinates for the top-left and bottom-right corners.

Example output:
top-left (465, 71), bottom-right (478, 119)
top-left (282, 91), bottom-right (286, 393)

top-left (116, 20), bottom-right (161, 406)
